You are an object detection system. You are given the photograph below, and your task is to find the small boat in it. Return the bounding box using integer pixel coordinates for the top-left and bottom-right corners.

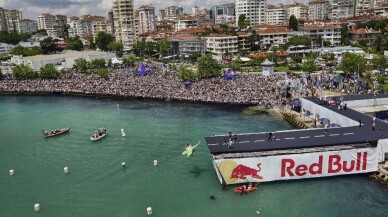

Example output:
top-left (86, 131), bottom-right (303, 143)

top-left (42, 128), bottom-right (70, 138)
top-left (90, 128), bottom-right (108, 141)
top-left (233, 184), bottom-right (257, 194)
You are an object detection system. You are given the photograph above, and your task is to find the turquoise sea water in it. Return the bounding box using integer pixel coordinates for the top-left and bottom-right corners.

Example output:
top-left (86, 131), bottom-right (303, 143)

top-left (0, 95), bottom-right (387, 217)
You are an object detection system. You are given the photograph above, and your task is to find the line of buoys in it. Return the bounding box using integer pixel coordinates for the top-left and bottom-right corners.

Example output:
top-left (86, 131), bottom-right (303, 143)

top-left (34, 203), bottom-right (40, 212)
top-left (153, 160), bottom-right (158, 166)
top-left (9, 169), bottom-right (14, 176)
top-left (147, 207), bottom-right (152, 215)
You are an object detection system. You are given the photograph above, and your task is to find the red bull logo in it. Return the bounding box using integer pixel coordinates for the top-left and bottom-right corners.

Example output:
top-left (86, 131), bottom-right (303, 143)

top-left (230, 163), bottom-right (263, 180)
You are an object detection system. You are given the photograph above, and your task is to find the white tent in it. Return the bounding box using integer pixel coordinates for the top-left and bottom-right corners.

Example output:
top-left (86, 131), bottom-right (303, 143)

top-left (111, 58), bottom-right (123, 64)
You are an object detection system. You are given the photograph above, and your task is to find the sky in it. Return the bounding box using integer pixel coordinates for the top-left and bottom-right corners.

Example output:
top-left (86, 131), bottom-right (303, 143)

top-left (0, 0), bottom-right (296, 20)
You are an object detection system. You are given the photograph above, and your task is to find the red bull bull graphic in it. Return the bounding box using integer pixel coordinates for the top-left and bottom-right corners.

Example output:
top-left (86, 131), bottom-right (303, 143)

top-left (215, 148), bottom-right (378, 184)
top-left (230, 164), bottom-right (263, 180)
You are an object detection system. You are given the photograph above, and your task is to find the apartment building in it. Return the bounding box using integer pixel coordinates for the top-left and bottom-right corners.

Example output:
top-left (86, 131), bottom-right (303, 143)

top-left (308, 0), bottom-right (330, 20)
top-left (266, 4), bottom-right (287, 25)
top-left (16, 19), bottom-right (38, 34)
top-left (287, 2), bottom-right (309, 19)
top-left (235, 0), bottom-right (267, 26)
top-left (255, 27), bottom-right (297, 50)
top-left (37, 13), bottom-right (56, 30)
top-left (205, 34), bottom-right (238, 56)
top-left (299, 24), bottom-right (341, 46)
top-left (137, 5), bottom-right (156, 34)
top-left (113, 0), bottom-right (136, 50)
top-left (0, 8), bottom-right (23, 32)
top-left (173, 17), bottom-right (197, 31)
top-left (332, 0), bottom-right (355, 19)
top-left (210, 3), bottom-right (235, 24)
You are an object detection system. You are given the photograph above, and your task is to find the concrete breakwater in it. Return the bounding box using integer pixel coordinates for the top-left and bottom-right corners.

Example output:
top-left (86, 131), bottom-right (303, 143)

top-left (370, 163), bottom-right (388, 186)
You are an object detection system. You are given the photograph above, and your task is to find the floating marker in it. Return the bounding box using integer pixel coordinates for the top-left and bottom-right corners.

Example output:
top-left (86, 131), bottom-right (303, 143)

top-left (121, 128), bottom-right (126, 137)
top-left (34, 204), bottom-right (40, 212)
top-left (147, 207), bottom-right (152, 215)
top-left (9, 169), bottom-right (14, 176)
top-left (64, 167), bottom-right (69, 174)
top-left (153, 160), bottom-right (158, 166)
top-left (122, 162), bottom-right (126, 168)
top-left (117, 104), bottom-right (119, 107)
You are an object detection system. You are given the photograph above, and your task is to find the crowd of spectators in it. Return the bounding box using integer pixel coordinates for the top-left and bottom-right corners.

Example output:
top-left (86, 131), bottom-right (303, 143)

top-left (0, 68), bottom-right (289, 107)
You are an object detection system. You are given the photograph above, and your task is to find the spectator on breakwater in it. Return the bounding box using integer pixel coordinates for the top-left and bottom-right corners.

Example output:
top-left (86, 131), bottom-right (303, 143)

top-left (0, 68), bottom-right (289, 106)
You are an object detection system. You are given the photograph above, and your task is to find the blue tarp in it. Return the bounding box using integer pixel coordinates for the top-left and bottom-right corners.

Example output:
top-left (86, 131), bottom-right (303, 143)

top-left (135, 64), bottom-right (152, 76)
top-left (223, 68), bottom-right (239, 80)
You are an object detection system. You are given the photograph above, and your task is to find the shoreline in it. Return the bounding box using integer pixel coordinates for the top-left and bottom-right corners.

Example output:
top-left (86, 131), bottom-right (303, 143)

top-left (0, 91), bottom-right (259, 107)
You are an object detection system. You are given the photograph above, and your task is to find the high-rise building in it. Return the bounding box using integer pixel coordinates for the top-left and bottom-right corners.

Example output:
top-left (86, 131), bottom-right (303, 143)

top-left (177, 6), bottom-right (184, 16)
top-left (113, 0), bottom-right (135, 51)
top-left (287, 2), bottom-right (309, 19)
top-left (355, 0), bottom-right (374, 16)
top-left (166, 6), bottom-right (178, 17)
top-left (55, 15), bottom-right (67, 26)
top-left (137, 5), bottom-right (156, 34)
top-left (266, 4), bottom-right (287, 25)
top-left (0, 8), bottom-right (23, 32)
top-left (37, 13), bottom-right (56, 30)
top-left (192, 6), bottom-right (199, 16)
top-left (16, 19), bottom-right (38, 33)
top-left (235, 0), bottom-right (267, 26)
top-left (308, 0), bottom-right (330, 20)
top-left (211, 3), bottom-right (235, 24)
top-left (158, 9), bottom-right (166, 21)
top-left (332, 0), bottom-right (356, 19)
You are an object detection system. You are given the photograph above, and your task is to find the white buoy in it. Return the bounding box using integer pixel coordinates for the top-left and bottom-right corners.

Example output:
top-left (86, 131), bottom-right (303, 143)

top-left (153, 160), bottom-right (158, 166)
top-left (64, 167), bottom-right (69, 174)
top-left (121, 128), bottom-right (126, 137)
top-left (34, 203), bottom-right (40, 212)
top-left (9, 169), bottom-right (14, 176)
top-left (121, 162), bottom-right (126, 168)
top-left (117, 104), bottom-right (119, 107)
top-left (147, 207), bottom-right (152, 215)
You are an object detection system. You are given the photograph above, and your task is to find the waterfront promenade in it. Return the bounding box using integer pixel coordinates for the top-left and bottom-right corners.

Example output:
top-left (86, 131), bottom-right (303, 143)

top-left (0, 68), bottom-right (289, 106)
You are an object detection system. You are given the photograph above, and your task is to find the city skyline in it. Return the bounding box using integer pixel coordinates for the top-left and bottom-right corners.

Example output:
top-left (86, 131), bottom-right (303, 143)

top-left (1, 0), bottom-right (297, 19)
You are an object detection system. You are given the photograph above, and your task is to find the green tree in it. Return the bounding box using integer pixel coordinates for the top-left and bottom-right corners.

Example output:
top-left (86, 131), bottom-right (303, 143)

top-left (288, 15), bottom-right (298, 31)
top-left (41, 37), bottom-right (62, 54)
top-left (0, 30), bottom-right (31, 45)
top-left (39, 64), bottom-right (60, 79)
top-left (91, 58), bottom-right (106, 69)
top-left (188, 53), bottom-right (201, 63)
top-left (238, 14), bottom-right (250, 29)
top-left (284, 35), bottom-right (311, 49)
top-left (249, 57), bottom-right (265, 66)
top-left (302, 58), bottom-right (318, 73)
top-left (339, 53), bottom-right (367, 76)
top-left (10, 46), bottom-right (42, 56)
top-left (12, 64), bottom-right (38, 79)
top-left (132, 39), bottom-right (146, 56)
top-left (229, 57), bottom-right (243, 71)
top-left (108, 42), bottom-right (124, 57)
top-left (371, 54), bottom-right (388, 71)
top-left (0, 67), bottom-right (2, 80)
top-left (95, 32), bottom-right (112, 51)
top-left (97, 68), bottom-right (109, 78)
top-left (73, 58), bottom-right (89, 72)
top-left (373, 34), bottom-right (388, 53)
top-left (155, 39), bottom-right (171, 57)
top-left (66, 36), bottom-right (83, 51)
top-left (340, 24), bottom-right (351, 45)
top-left (176, 67), bottom-right (196, 80)
top-left (123, 55), bottom-right (138, 66)
top-left (197, 54), bottom-right (222, 78)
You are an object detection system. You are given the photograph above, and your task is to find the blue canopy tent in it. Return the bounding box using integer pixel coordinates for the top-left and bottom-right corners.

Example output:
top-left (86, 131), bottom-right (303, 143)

top-left (223, 68), bottom-right (239, 80)
top-left (329, 123), bottom-right (341, 127)
top-left (135, 64), bottom-right (152, 76)
top-left (183, 80), bottom-right (192, 86)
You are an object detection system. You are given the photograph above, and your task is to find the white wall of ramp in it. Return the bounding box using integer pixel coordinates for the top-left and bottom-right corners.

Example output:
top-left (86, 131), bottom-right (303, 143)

top-left (377, 138), bottom-right (388, 162)
top-left (301, 98), bottom-right (359, 127)
top-left (345, 98), bottom-right (388, 108)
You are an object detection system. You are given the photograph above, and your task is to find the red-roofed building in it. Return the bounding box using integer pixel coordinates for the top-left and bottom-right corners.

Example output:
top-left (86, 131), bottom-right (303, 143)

top-left (236, 32), bottom-right (253, 52)
top-left (255, 27), bottom-right (297, 50)
top-left (348, 28), bottom-right (381, 46)
top-left (205, 34), bottom-right (238, 56)
top-left (173, 17), bottom-right (197, 31)
top-left (299, 24), bottom-right (341, 45)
